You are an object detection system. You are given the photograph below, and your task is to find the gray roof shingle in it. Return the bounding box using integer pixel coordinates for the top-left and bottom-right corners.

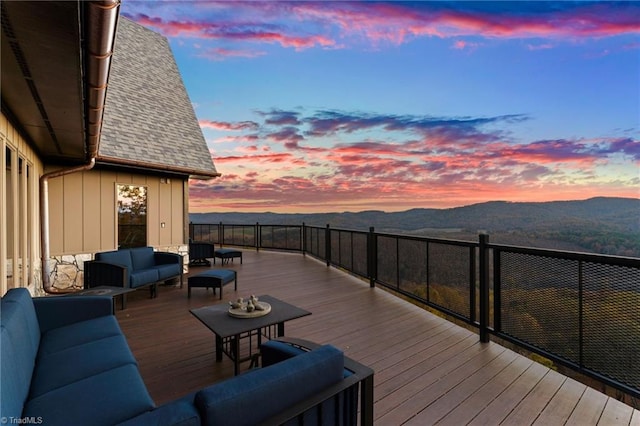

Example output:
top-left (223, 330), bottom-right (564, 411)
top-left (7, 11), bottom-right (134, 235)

top-left (99, 17), bottom-right (218, 178)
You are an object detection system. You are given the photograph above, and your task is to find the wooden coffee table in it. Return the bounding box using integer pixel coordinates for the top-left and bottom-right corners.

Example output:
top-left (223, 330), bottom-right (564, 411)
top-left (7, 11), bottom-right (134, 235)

top-left (190, 295), bottom-right (311, 375)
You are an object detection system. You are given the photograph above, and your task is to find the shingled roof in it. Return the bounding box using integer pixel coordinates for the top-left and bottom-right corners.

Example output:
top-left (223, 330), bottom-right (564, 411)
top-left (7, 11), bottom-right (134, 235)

top-left (99, 17), bottom-right (219, 179)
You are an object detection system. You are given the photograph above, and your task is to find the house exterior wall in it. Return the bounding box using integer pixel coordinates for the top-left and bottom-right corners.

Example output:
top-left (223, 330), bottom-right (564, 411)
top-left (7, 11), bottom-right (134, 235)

top-left (1, 112), bottom-right (43, 296)
top-left (47, 170), bottom-right (188, 253)
top-left (44, 169), bottom-right (189, 291)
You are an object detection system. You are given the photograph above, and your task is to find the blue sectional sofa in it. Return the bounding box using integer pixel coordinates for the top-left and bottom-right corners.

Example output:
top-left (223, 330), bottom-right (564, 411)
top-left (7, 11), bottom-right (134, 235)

top-left (1, 288), bottom-right (374, 426)
top-left (84, 247), bottom-right (183, 297)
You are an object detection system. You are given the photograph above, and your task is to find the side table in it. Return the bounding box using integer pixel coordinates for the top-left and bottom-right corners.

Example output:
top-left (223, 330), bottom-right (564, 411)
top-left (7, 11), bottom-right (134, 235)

top-left (67, 286), bottom-right (136, 313)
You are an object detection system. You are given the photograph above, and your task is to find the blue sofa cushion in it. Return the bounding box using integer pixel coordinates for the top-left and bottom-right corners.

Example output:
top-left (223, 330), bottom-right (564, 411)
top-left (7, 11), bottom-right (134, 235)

top-left (1, 288), bottom-right (41, 351)
top-left (30, 334), bottom-right (138, 398)
top-left (33, 295), bottom-right (113, 333)
top-left (195, 345), bottom-right (344, 425)
top-left (130, 247), bottom-right (156, 271)
top-left (117, 394), bottom-right (201, 426)
top-left (97, 249), bottom-right (133, 271)
top-left (130, 269), bottom-right (160, 288)
top-left (1, 302), bottom-right (38, 420)
top-left (39, 315), bottom-right (122, 355)
top-left (215, 248), bottom-right (240, 256)
top-left (155, 263), bottom-right (181, 281)
top-left (24, 364), bottom-right (155, 426)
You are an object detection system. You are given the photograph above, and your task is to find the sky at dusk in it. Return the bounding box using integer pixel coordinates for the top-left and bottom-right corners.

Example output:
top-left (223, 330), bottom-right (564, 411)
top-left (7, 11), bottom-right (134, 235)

top-left (122, 1), bottom-right (640, 213)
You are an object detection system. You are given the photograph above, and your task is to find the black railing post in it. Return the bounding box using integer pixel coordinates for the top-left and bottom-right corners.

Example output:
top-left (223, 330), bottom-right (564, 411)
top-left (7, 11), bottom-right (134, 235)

top-left (325, 224), bottom-right (331, 266)
top-left (368, 227), bottom-right (376, 288)
top-left (493, 247), bottom-right (501, 333)
top-left (479, 232), bottom-right (490, 343)
top-left (219, 222), bottom-right (223, 247)
top-left (301, 223), bottom-right (306, 255)
top-left (256, 222), bottom-right (260, 252)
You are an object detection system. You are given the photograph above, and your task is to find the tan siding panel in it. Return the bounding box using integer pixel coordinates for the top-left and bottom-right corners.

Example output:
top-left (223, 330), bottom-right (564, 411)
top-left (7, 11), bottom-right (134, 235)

top-left (101, 173), bottom-right (117, 250)
top-left (63, 173), bottom-right (83, 253)
top-left (171, 180), bottom-right (184, 244)
top-left (158, 180), bottom-right (172, 246)
top-left (133, 175), bottom-right (147, 185)
top-left (48, 176), bottom-right (64, 254)
top-left (117, 173), bottom-right (133, 184)
top-left (82, 172), bottom-right (102, 251)
top-left (147, 179), bottom-right (159, 246)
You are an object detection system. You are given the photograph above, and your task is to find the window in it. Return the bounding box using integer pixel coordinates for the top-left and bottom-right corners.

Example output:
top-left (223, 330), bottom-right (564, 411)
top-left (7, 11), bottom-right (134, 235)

top-left (117, 185), bottom-right (147, 249)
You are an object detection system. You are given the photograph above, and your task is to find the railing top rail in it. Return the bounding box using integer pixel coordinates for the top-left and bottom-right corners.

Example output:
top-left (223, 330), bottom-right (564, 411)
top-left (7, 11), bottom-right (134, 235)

top-left (374, 230), bottom-right (478, 247)
top-left (490, 242), bottom-right (640, 266)
top-left (304, 224), bottom-right (368, 233)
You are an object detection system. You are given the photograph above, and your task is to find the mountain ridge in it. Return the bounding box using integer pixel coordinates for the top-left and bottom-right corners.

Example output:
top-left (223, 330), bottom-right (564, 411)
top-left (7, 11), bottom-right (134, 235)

top-left (190, 197), bottom-right (640, 257)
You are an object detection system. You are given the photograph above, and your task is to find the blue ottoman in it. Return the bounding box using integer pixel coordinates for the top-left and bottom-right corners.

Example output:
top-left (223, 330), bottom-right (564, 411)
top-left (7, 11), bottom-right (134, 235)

top-left (188, 269), bottom-right (237, 299)
top-left (214, 248), bottom-right (243, 265)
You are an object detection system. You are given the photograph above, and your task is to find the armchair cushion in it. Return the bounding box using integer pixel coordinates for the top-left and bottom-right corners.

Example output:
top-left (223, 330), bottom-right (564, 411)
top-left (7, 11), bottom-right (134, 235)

top-left (131, 247), bottom-right (156, 270)
top-left (156, 263), bottom-right (182, 281)
top-left (130, 269), bottom-right (160, 288)
top-left (96, 249), bottom-right (133, 271)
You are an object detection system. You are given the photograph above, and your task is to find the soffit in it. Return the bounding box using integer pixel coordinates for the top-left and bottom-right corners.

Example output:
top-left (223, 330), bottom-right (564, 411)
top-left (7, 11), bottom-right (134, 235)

top-left (1, 1), bottom-right (85, 163)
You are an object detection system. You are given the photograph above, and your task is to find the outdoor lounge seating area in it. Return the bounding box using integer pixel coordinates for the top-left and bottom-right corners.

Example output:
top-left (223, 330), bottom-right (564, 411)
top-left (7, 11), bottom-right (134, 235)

top-left (117, 250), bottom-right (640, 425)
top-left (1, 286), bottom-right (373, 426)
top-left (2, 249), bottom-right (639, 424)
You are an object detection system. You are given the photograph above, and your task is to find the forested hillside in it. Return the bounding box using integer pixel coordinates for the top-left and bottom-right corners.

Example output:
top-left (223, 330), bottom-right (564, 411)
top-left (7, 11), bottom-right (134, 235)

top-left (190, 197), bottom-right (640, 257)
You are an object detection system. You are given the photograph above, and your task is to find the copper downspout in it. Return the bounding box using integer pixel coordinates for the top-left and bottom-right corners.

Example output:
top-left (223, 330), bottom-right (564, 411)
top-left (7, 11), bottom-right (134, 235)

top-left (41, 1), bottom-right (120, 293)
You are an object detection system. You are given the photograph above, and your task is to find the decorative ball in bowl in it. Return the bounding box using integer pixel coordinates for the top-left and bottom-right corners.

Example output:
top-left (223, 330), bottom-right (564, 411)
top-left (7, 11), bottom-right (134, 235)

top-left (228, 295), bottom-right (271, 318)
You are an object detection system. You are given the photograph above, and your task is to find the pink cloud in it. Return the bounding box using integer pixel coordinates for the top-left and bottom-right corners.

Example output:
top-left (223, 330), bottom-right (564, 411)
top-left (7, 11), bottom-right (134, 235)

top-left (128, 2), bottom-right (639, 58)
top-left (192, 106), bottom-right (638, 213)
top-left (200, 120), bottom-right (259, 131)
top-left (197, 47), bottom-right (266, 60)
top-left (129, 14), bottom-right (336, 50)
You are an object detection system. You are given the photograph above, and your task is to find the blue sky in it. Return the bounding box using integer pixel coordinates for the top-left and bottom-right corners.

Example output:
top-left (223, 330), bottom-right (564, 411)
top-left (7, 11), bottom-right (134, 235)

top-left (122, 1), bottom-right (639, 213)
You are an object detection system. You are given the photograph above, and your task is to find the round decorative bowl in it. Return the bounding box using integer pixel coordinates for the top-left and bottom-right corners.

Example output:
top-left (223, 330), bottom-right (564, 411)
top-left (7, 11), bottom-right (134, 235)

top-left (228, 301), bottom-right (271, 318)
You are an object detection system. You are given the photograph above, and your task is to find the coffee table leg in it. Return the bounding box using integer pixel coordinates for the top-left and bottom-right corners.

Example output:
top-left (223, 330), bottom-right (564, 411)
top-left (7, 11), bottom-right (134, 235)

top-left (277, 322), bottom-right (285, 337)
top-left (121, 294), bottom-right (127, 310)
top-left (232, 336), bottom-right (240, 375)
top-left (215, 335), bottom-right (223, 362)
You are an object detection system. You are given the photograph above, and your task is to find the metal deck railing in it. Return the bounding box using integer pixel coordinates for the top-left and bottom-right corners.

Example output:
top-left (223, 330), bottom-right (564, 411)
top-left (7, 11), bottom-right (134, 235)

top-left (190, 222), bottom-right (640, 399)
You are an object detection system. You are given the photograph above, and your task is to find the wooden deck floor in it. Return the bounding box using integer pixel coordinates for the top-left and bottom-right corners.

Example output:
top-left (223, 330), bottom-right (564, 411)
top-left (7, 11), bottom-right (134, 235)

top-left (116, 249), bottom-right (640, 425)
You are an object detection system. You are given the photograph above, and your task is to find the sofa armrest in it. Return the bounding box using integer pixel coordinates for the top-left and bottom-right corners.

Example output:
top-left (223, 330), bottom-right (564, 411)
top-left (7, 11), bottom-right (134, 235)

top-left (262, 337), bottom-right (375, 426)
top-left (33, 296), bottom-right (113, 333)
top-left (195, 345), bottom-right (345, 425)
top-left (84, 260), bottom-right (129, 288)
top-left (154, 252), bottom-right (182, 266)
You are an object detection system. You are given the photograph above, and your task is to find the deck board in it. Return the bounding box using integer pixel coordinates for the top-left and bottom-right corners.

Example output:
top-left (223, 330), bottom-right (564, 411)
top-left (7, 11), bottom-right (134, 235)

top-left (115, 249), bottom-right (640, 425)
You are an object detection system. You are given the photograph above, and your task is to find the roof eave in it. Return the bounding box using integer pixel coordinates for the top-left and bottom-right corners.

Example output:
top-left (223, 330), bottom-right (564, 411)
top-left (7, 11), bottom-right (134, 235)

top-left (96, 155), bottom-right (221, 179)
